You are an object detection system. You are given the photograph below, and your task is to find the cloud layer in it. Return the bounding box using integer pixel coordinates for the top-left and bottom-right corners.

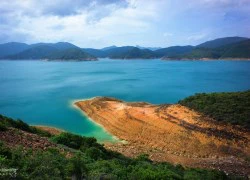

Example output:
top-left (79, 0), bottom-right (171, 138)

top-left (0, 0), bottom-right (250, 48)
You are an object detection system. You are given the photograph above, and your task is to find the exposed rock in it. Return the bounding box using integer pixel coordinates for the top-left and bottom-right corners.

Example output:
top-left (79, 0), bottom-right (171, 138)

top-left (75, 97), bottom-right (250, 176)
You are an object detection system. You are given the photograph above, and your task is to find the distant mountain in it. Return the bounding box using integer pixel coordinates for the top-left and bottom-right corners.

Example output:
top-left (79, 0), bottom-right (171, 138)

top-left (136, 45), bottom-right (161, 51)
top-left (1, 37), bottom-right (250, 60)
top-left (172, 38), bottom-right (250, 59)
top-left (0, 42), bottom-right (29, 57)
top-left (197, 37), bottom-right (248, 49)
top-left (105, 46), bottom-right (157, 59)
top-left (30, 42), bottom-right (78, 50)
top-left (220, 39), bottom-right (250, 58)
top-left (179, 48), bottom-right (221, 59)
top-left (104, 46), bottom-right (134, 57)
top-left (82, 48), bottom-right (107, 58)
top-left (51, 42), bottom-right (79, 50)
top-left (4, 45), bottom-right (96, 61)
top-left (47, 48), bottom-right (96, 61)
top-left (5, 45), bottom-right (59, 60)
top-left (154, 46), bottom-right (194, 58)
top-left (101, 45), bottom-right (117, 51)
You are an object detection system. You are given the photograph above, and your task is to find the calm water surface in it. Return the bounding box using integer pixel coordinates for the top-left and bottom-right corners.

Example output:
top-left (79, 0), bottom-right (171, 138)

top-left (1, 59), bottom-right (250, 141)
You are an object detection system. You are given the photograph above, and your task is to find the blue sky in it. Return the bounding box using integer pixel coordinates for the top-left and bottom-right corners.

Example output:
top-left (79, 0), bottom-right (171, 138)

top-left (0, 0), bottom-right (250, 48)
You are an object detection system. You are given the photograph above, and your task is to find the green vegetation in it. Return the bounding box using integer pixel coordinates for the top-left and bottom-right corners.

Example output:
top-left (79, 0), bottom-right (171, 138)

top-left (47, 48), bottom-right (97, 60)
top-left (179, 39), bottom-right (250, 59)
top-left (154, 46), bottom-right (194, 58)
top-left (0, 42), bottom-right (29, 58)
top-left (106, 46), bottom-right (157, 59)
top-left (0, 114), bottom-right (51, 137)
top-left (181, 48), bottom-right (221, 59)
top-left (179, 90), bottom-right (250, 129)
top-left (0, 115), bottom-right (229, 179)
top-left (3, 45), bottom-right (96, 60)
top-left (5, 45), bottom-right (59, 60)
top-left (197, 37), bottom-right (248, 49)
top-left (220, 40), bottom-right (250, 58)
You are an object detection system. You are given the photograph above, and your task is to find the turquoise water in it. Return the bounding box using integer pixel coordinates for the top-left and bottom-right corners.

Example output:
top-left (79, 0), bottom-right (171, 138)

top-left (1, 59), bottom-right (250, 141)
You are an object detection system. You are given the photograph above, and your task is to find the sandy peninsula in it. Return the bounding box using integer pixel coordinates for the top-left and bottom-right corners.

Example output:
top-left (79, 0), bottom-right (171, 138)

top-left (75, 97), bottom-right (250, 176)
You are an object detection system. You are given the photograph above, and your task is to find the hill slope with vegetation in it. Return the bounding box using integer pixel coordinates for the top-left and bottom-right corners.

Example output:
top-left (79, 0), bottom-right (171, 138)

top-left (47, 48), bottom-right (97, 61)
top-left (0, 42), bottom-right (29, 58)
top-left (5, 45), bottom-right (59, 60)
top-left (179, 90), bottom-right (250, 129)
top-left (0, 36), bottom-right (249, 60)
top-left (154, 46), bottom-right (194, 57)
top-left (4, 45), bottom-right (96, 61)
top-left (197, 37), bottom-right (248, 49)
top-left (0, 114), bottom-right (230, 179)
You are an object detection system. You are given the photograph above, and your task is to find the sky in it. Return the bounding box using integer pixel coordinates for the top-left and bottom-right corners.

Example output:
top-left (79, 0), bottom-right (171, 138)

top-left (0, 0), bottom-right (250, 48)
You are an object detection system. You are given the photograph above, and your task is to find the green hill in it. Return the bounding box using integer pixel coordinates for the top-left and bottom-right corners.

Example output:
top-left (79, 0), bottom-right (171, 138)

top-left (173, 38), bottom-right (250, 59)
top-left (4, 45), bottom-right (97, 61)
top-left (154, 46), bottom-right (194, 58)
top-left (82, 48), bottom-right (107, 58)
top-left (220, 40), bottom-right (250, 58)
top-left (179, 48), bottom-right (221, 59)
top-left (30, 42), bottom-right (78, 50)
top-left (104, 46), bottom-right (135, 57)
top-left (179, 90), bottom-right (250, 129)
top-left (0, 114), bottom-right (228, 179)
top-left (0, 42), bottom-right (29, 58)
top-left (106, 46), bottom-right (157, 59)
top-left (197, 37), bottom-right (248, 49)
top-left (5, 45), bottom-right (59, 60)
top-left (47, 48), bottom-right (97, 61)
top-left (101, 45), bottom-right (117, 51)
top-left (1, 37), bottom-right (249, 60)
top-left (83, 47), bottom-right (157, 59)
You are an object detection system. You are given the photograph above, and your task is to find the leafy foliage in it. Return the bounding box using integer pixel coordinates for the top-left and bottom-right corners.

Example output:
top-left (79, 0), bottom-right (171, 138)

top-left (0, 114), bottom-right (51, 137)
top-left (179, 90), bottom-right (250, 129)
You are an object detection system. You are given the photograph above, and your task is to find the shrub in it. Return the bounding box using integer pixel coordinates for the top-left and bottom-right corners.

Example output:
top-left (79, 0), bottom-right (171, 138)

top-left (179, 90), bottom-right (250, 129)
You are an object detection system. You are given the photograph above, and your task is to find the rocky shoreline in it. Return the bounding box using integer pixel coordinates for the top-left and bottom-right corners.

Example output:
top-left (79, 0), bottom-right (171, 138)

top-left (74, 97), bottom-right (250, 176)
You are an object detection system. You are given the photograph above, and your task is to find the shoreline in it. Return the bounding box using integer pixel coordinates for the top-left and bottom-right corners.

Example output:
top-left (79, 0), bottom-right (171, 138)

top-left (71, 98), bottom-right (121, 143)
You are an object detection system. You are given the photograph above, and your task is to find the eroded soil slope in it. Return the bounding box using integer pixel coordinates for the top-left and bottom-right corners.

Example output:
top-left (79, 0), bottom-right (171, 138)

top-left (75, 97), bottom-right (250, 176)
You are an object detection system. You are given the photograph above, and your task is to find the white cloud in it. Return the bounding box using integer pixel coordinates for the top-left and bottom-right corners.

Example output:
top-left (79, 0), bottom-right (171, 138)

top-left (0, 0), bottom-right (249, 47)
top-left (5, 0), bottom-right (162, 47)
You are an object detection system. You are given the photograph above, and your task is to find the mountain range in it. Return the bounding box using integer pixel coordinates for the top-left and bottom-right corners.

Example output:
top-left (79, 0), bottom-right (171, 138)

top-left (0, 36), bottom-right (249, 60)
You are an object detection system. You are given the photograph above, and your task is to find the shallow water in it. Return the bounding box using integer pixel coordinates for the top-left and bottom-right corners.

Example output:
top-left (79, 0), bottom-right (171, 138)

top-left (0, 59), bottom-right (250, 141)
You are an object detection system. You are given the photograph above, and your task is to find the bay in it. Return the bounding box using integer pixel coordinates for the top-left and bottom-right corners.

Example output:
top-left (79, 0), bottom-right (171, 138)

top-left (1, 59), bottom-right (250, 141)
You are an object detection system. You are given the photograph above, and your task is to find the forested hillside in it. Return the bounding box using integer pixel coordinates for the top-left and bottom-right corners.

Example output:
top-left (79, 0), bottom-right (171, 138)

top-left (179, 90), bottom-right (250, 129)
